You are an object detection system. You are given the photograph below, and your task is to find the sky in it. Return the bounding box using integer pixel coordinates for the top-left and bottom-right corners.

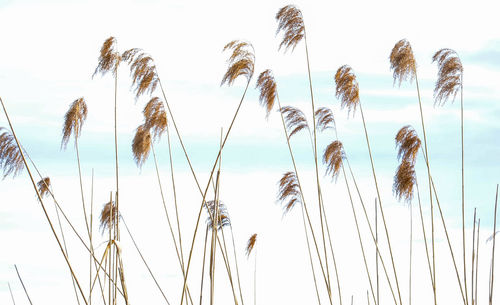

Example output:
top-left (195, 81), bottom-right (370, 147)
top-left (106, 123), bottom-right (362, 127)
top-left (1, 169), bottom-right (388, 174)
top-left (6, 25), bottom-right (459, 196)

top-left (1, 0), bottom-right (500, 304)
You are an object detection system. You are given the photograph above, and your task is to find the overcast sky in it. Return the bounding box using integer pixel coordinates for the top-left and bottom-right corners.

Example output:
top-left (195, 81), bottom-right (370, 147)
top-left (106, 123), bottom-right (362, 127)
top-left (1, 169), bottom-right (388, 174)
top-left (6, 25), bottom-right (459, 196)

top-left (1, 0), bottom-right (500, 305)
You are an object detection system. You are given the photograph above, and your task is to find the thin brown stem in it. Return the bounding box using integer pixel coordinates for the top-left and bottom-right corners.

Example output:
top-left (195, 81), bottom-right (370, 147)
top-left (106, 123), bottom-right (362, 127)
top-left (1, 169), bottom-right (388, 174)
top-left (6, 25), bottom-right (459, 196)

top-left (14, 265), bottom-right (33, 305)
top-left (359, 102), bottom-right (402, 305)
top-left (414, 74), bottom-right (437, 305)
top-left (121, 216), bottom-right (171, 304)
top-left (489, 184), bottom-right (498, 305)
top-left (1, 98), bottom-right (88, 305)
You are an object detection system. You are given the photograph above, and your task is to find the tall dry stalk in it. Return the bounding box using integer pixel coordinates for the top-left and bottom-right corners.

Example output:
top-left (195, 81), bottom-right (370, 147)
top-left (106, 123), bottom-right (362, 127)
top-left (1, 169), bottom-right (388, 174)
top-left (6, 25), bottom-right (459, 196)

top-left (335, 65), bottom-right (402, 305)
top-left (246, 234), bottom-right (257, 305)
top-left (1, 98), bottom-right (89, 305)
top-left (14, 265), bottom-right (33, 305)
top-left (256, 69), bottom-right (326, 304)
top-left (179, 40), bottom-right (255, 305)
top-left (61, 97), bottom-right (93, 303)
top-left (393, 125), bottom-right (421, 305)
top-left (390, 39), bottom-right (440, 305)
top-left (474, 219), bottom-right (480, 305)
top-left (37, 177), bottom-right (82, 305)
top-left (93, 36), bottom-right (122, 249)
top-left (8, 282), bottom-right (16, 305)
top-left (489, 184), bottom-right (498, 305)
top-left (276, 7), bottom-right (333, 298)
top-left (121, 42), bottom-right (254, 305)
top-left (432, 48), bottom-right (466, 305)
top-left (471, 209), bottom-right (476, 305)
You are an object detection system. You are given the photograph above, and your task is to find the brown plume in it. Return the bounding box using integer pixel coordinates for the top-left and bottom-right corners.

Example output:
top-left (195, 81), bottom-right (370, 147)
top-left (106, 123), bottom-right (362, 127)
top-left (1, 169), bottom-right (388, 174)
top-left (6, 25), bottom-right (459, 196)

top-left (221, 40), bottom-right (255, 86)
top-left (389, 39), bottom-right (416, 86)
top-left (123, 50), bottom-right (159, 98)
top-left (275, 5), bottom-right (305, 52)
top-left (256, 69), bottom-right (277, 117)
top-left (143, 97), bottom-right (167, 140)
top-left (395, 125), bottom-right (421, 164)
top-left (277, 171), bottom-right (302, 214)
top-left (315, 107), bottom-right (335, 132)
top-left (280, 106), bottom-right (309, 138)
top-left (37, 177), bottom-right (51, 198)
top-left (393, 159), bottom-right (416, 203)
top-left (61, 97), bottom-right (88, 149)
top-left (323, 140), bottom-right (344, 180)
top-left (335, 65), bottom-right (360, 116)
top-left (206, 200), bottom-right (231, 230)
top-left (93, 36), bottom-right (121, 77)
top-left (0, 127), bottom-right (24, 179)
top-left (432, 48), bottom-right (463, 106)
top-left (100, 200), bottom-right (118, 233)
top-left (132, 124), bottom-right (152, 168)
top-left (246, 233), bottom-right (257, 257)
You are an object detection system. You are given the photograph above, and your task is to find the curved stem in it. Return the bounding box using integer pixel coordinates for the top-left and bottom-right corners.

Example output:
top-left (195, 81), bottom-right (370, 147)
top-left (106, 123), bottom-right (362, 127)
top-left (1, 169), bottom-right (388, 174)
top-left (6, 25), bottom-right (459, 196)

top-left (359, 102), bottom-right (402, 305)
top-left (1, 98), bottom-right (88, 305)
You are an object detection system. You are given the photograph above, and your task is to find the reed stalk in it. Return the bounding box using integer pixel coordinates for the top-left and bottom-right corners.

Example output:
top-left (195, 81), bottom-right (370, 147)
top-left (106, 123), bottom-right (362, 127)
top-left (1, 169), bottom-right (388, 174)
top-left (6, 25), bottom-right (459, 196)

top-left (471, 209), bottom-right (476, 305)
top-left (489, 184), bottom-right (498, 305)
top-left (8, 282), bottom-right (16, 305)
top-left (14, 265), bottom-right (33, 305)
top-left (1, 97), bottom-right (88, 305)
top-left (121, 216), bottom-right (171, 304)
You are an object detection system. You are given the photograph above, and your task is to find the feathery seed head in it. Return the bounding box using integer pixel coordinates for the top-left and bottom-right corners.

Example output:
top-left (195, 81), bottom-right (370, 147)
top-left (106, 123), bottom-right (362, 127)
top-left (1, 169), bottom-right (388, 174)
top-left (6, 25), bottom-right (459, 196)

top-left (393, 159), bottom-right (416, 203)
top-left (37, 177), bottom-right (51, 198)
top-left (335, 65), bottom-right (360, 117)
top-left (143, 97), bottom-right (167, 140)
top-left (206, 200), bottom-right (231, 230)
top-left (275, 5), bottom-right (305, 52)
top-left (61, 97), bottom-right (88, 149)
top-left (323, 140), bottom-right (344, 181)
top-left (132, 124), bottom-right (152, 168)
top-left (0, 127), bottom-right (24, 179)
top-left (124, 50), bottom-right (159, 98)
top-left (93, 36), bottom-right (121, 77)
top-left (277, 171), bottom-right (302, 214)
top-left (280, 106), bottom-right (309, 138)
top-left (256, 70), bottom-right (277, 117)
top-left (389, 39), bottom-right (417, 87)
top-left (432, 48), bottom-right (463, 106)
top-left (221, 40), bottom-right (255, 86)
top-left (100, 200), bottom-right (118, 233)
top-left (246, 233), bottom-right (257, 257)
top-left (395, 125), bottom-right (421, 164)
top-left (315, 107), bottom-right (335, 132)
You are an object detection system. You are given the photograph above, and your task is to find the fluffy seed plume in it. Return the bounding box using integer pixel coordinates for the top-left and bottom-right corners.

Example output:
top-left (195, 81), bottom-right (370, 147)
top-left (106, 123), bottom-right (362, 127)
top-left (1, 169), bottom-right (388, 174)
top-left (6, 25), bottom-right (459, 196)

top-left (0, 127), bottom-right (24, 179)
top-left (389, 39), bottom-right (417, 86)
top-left (256, 69), bottom-right (277, 117)
top-left (275, 5), bottom-right (305, 52)
top-left (100, 200), bottom-right (118, 233)
top-left (246, 233), bottom-right (257, 257)
top-left (206, 200), bottom-right (231, 230)
top-left (315, 107), bottom-right (335, 132)
top-left (143, 97), bottom-right (167, 140)
top-left (61, 97), bottom-right (88, 149)
top-left (221, 40), bottom-right (255, 86)
top-left (277, 171), bottom-right (302, 214)
top-left (323, 140), bottom-right (344, 180)
top-left (93, 36), bottom-right (121, 77)
top-left (432, 48), bottom-right (463, 106)
top-left (395, 125), bottom-right (421, 164)
top-left (335, 65), bottom-right (360, 116)
top-left (132, 124), bottom-right (152, 168)
top-left (393, 159), bottom-right (417, 203)
top-left (280, 106), bottom-right (309, 138)
top-left (37, 177), bottom-right (51, 198)
top-left (123, 50), bottom-right (159, 98)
